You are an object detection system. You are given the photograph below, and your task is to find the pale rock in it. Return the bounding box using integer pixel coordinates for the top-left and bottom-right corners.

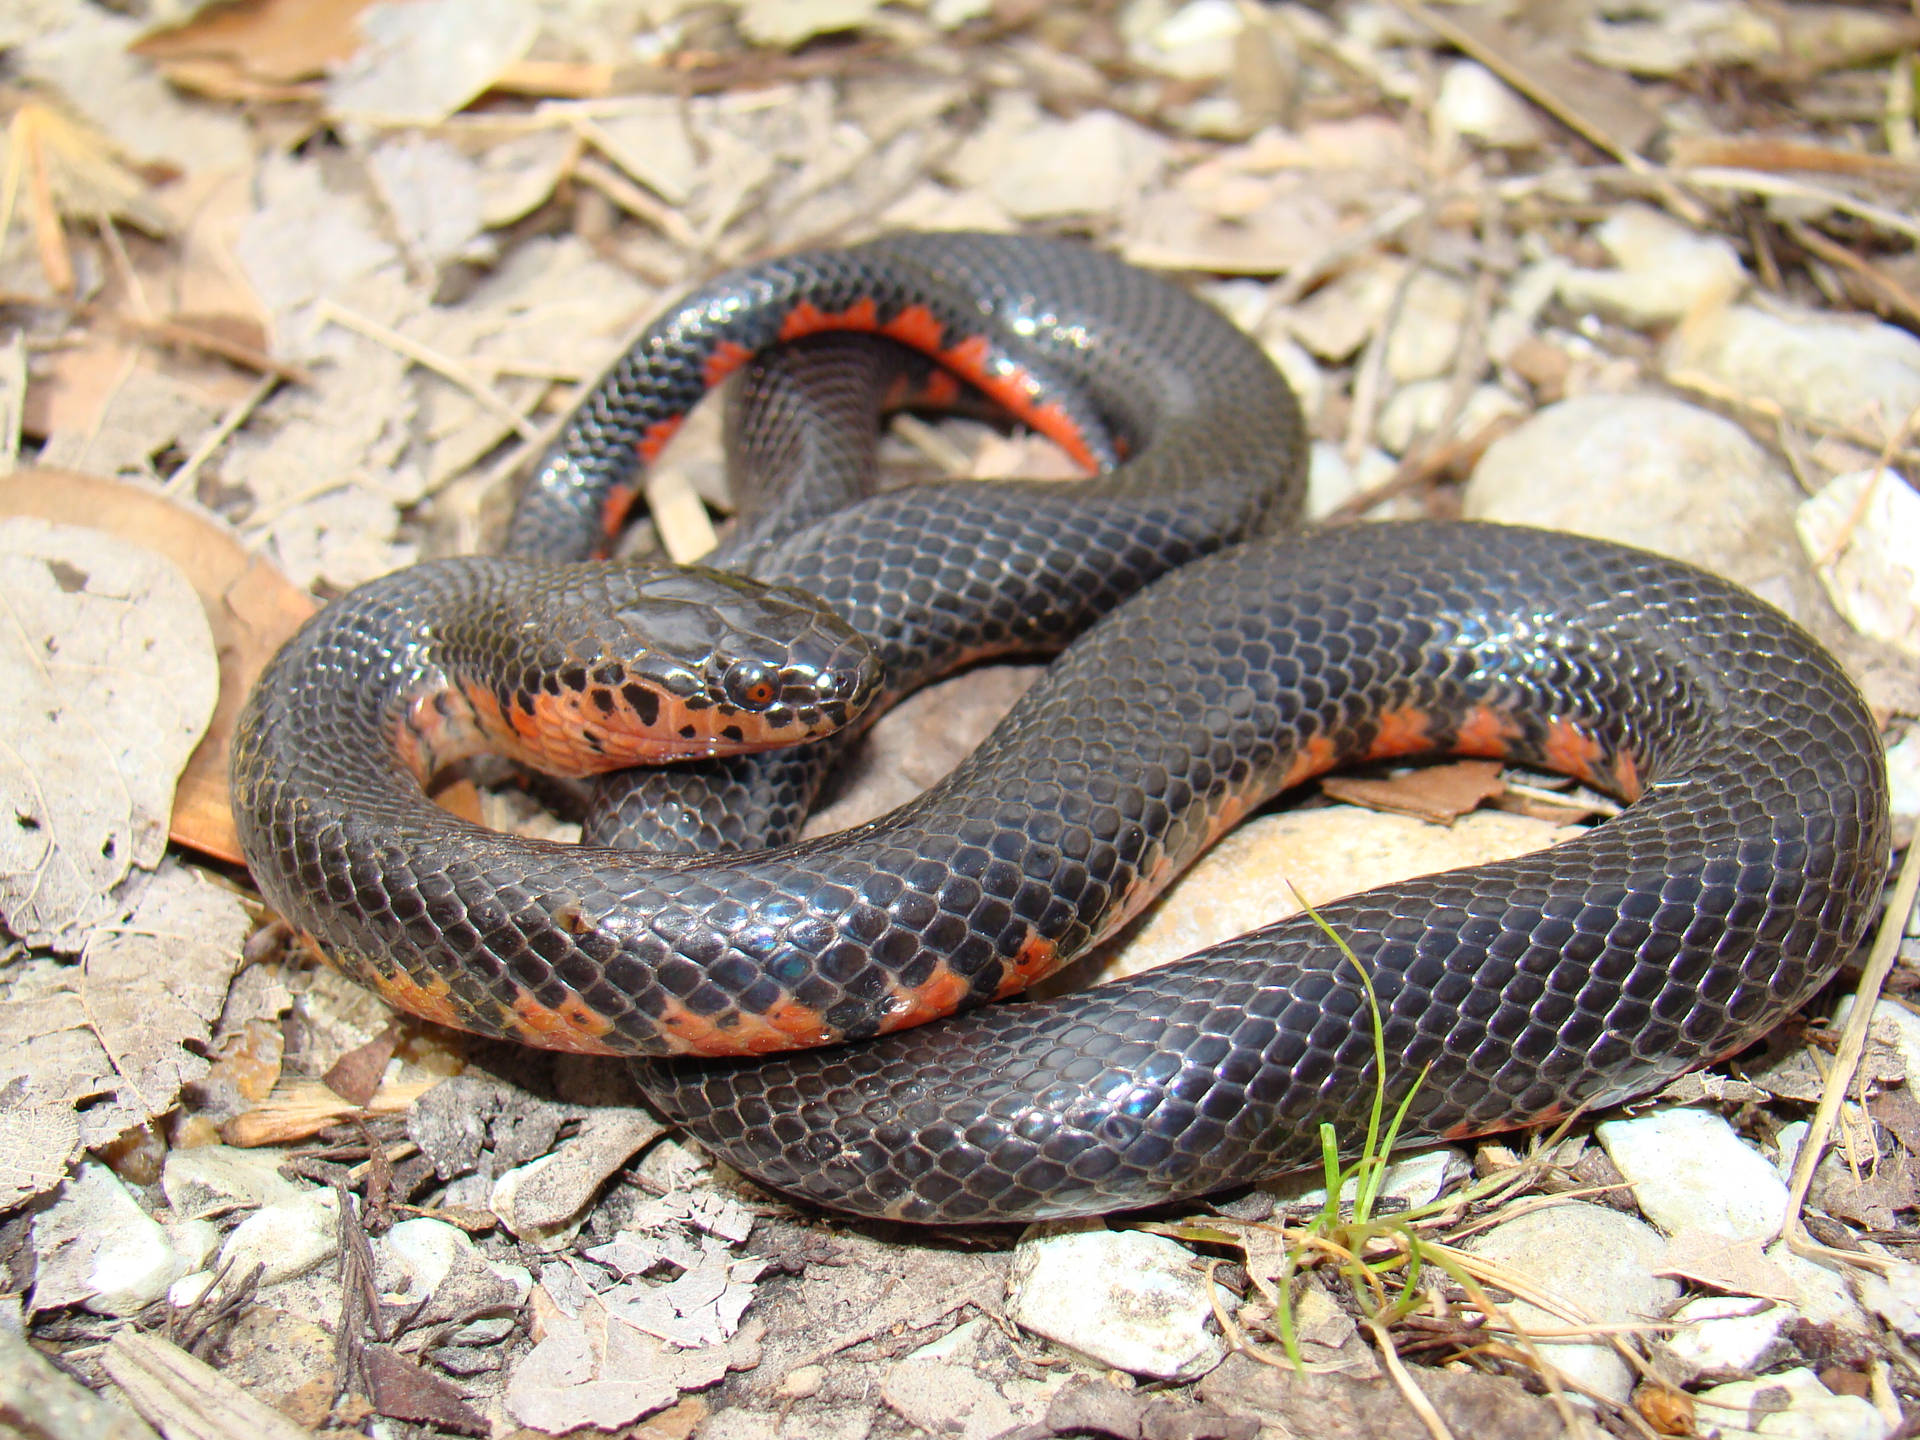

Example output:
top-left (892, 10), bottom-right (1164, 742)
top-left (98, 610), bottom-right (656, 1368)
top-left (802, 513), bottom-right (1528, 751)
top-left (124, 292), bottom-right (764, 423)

top-left (1595, 1107), bottom-right (1789, 1242)
top-left (1557, 204), bottom-right (1747, 325)
top-left (951, 101), bottom-right (1170, 222)
top-left (1285, 259), bottom-right (1405, 362)
top-left (1307, 441), bottom-right (1398, 520)
top-left (164, 1219), bottom-right (219, 1276)
top-left (1674, 302), bottom-right (1920, 441)
top-left (168, 1271), bottom-right (215, 1308)
top-left (1832, 996), bottom-right (1920, 1088)
top-left (1762, 1242), bottom-right (1867, 1330)
top-left (1581, 1), bottom-right (1782, 77)
top-left (1264, 1146), bottom-right (1471, 1213)
top-left (30, 1161), bottom-right (188, 1316)
top-left (736, 0), bottom-right (885, 48)
top-left (1097, 807), bottom-right (1577, 982)
top-left (1887, 728), bottom-right (1919, 846)
top-left (882, 1359), bottom-right (1031, 1440)
top-left (1856, 1261), bottom-right (1920, 1339)
top-left (1795, 468), bottom-right (1920, 658)
top-left (1377, 379), bottom-right (1525, 455)
top-left (489, 1108), bottom-right (666, 1244)
top-left (1122, 0), bottom-right (1244, 80)
top-left (1465, 394), bottom-right (1828, 626)
top-left (1693, 1366), bottom-right (1889, 1440)
top-left (1464, 1201), bottom-right (1679, 1402)
top-left (906, 1315), bottom-right (990, 1365)
top-left (1663, 1295), bottom-right (1796, 1378)
top-left (1385, 270), bottom-right (1473, 385)
top-left (1772, 1121), bottom-right (1810, 1180)
top-left (161, 1144), bottom-right (306, 1221)
top-left (1006, 1222), bottom-right (1228, 1380)
top-left (216, 1188), bottom-right (340, 1287)
top-left (1435, 60), bottom-right (1546, 148)
top-left (380, 1216), bottom-right (530, 1311)
top-left (1487, 259), bottom-right (1567, 365)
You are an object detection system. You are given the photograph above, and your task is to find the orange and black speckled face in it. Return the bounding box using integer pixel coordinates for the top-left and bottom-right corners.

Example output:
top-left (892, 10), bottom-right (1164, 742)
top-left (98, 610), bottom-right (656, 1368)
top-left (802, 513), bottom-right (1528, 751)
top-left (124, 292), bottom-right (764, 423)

top-left (395, 560), bottom-right (882, 783)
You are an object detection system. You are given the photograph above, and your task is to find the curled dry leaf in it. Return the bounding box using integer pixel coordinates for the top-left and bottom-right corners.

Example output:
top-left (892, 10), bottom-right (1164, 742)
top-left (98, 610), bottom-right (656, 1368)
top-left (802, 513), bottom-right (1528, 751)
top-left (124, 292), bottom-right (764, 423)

top-left (0, 515), bottom-right (217, 947)
top-left (0, 469), bottom-right (316, 864)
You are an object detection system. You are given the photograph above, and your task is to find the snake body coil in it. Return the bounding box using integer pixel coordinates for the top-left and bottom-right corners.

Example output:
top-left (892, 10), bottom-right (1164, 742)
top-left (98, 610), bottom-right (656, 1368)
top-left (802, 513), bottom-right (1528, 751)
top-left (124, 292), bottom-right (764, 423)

top-left (233, 233), bottom-right (1890, 1223)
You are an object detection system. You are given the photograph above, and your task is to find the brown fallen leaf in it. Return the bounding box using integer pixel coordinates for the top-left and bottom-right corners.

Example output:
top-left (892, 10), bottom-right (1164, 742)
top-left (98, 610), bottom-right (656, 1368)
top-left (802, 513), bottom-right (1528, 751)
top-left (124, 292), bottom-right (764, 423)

top-left (0, 468), bottom-right (315, 864)
top-left (132, 0), bottom-right (376, 88)
top-left (222, 1076), bottom-right (439, 1148)
top-left (1321, 759), bottom-right (1506, 825)
top-left (362, 1345), bottom-right (487, 1436)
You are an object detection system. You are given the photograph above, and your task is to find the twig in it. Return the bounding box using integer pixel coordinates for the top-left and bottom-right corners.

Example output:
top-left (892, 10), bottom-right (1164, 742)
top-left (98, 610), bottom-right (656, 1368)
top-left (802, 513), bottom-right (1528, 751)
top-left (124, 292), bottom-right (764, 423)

top-left (164, 373), bottom-right (279, 498)
top-left (313, 298), bottom-right (540, 442)
top-left (1779, 836), bottom-right (1920, 1270)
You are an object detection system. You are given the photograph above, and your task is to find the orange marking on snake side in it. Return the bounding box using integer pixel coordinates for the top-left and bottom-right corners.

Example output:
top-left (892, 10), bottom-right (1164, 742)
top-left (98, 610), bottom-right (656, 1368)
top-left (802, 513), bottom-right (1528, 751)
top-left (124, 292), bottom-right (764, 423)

top-left (993, 931), bottom-right (1061, 999)
top-left (878, 964), bottom-right (971, 1033)
top-left (1281, 733), bottom-right (1339, 789)
top-left (1366, 706), bottom-right (1435, 761)
top-left (779, 297), bottom-right (882, 342)
top-left (1453, 703), bottom-right (1523, 759)
top-left (702, 339), bottom-right (755, 389)
top-left (635, 417), bottom-right (683, 464)
top-left (1613, 751), bottom-right (1644, 802)
top-left (655, 996), bottom-right (830, 1055)
top-left (878, 302), bottom-right (944, 352)
top-left (506, 992), bottom-right (621, 1055)
top-left (1544, 719), bottom-right (1611, 792)
top-left (1439, 1100), bottom-right (1573, 1142)
top-left (364, 967), bottom-right (468, 1031)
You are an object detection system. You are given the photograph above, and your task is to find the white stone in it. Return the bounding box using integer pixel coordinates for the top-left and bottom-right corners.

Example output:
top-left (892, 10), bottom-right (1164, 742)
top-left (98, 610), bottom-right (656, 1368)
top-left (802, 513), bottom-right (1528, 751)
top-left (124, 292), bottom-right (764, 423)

top-left (1832, 997), bottom-right (1920, 1089)
top-left (29, 1161), bottom-right (188, 1316)
top-left (1464, 1201), bottom-right (1679, 1402)
top-left (1595, 1107), bottom-right (1789, 1242)
top-left (1674, 302), bottom-right (1920, 442)
top-left (1763, 1242), bottom-right (1867, 1331)
top-left (165, 1218), bottom-right (220, 1275)
top-left (168, 1271), bottom-right (215, 1308)
top-left (1385, 270), bottom-right (1473, 385)
top-left (1123, 0), bottom-right (1244, 80)
top-left (1006, 1222), bottom-right (1228, 1380)
top-left (1376, 380), bottom-right (1525, 455)
top-left (1888, 729), bottom-right (1920, 846)
top-left (1556, 204), bottom-right (1747, 325)
top-left (380, 1216), bottom-right (531, 1315)
top-left (1694, 1366), bottom-right (1889, 1440)
top-left (216, 1188), bottom-right (340, 1287)
top-left (1772, 1121), bottom-right (1810, 1180)
top-left (1665, 1295), bottom-right (1796, 1377)
top-left (976, 108), bottom-right (1169, 222)
top-left (1307, 442), bottom-right (1398, 520)
top-left (1265, 1146), bottom-right (1471, 1214)
top-left (1286, 259), bottom-right (1405, 362)
top-left (1435, 61), bottom-right (1546, 148)
top-left (1464, 394), bottom-right (1826, 625)
top-left (737, 0), bottom-right (883, 47)
top-left (161, 1144), bottom-right (306, 1220)
top-left (1856, 1260), bottom-right (1920, 1338)
top-left (1796, 468), bottom-right (1920, 658)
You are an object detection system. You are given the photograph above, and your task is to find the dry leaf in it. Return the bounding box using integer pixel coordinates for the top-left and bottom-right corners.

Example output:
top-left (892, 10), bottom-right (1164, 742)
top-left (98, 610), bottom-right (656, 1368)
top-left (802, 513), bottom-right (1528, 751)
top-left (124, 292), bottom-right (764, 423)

top-left (0, 102), bottom-right (169, 295)
top-left (1321, 759), bottom-right (1507, 825)
top-left (506, 1296), bottom-right (689, 1434)
top-left (0, 470), bottom-right (315, 864)
top-left (0, 516), bottom-right (218, 947)
top-left (1655, 1228), bottom-right (1798, 1302)
top-left (132, 0), bottom-right (376, 88)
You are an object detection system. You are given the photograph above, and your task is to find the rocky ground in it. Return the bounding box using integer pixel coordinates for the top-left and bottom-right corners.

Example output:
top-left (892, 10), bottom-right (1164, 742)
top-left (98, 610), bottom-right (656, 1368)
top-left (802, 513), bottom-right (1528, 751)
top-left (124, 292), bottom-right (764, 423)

top-left (3, 1), bottom-right (1920, 1438)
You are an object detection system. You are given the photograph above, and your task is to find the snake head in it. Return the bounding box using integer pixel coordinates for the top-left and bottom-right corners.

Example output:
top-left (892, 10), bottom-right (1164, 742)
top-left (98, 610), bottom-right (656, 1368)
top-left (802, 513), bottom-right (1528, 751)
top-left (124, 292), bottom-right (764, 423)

top-left (412, 559), bottom-right (882, 780)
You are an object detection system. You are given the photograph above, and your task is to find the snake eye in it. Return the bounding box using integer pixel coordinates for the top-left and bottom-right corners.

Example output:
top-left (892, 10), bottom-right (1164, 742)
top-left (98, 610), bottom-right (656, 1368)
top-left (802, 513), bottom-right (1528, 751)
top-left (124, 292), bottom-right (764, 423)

top-left (720, 659), bottom-right (780, 711)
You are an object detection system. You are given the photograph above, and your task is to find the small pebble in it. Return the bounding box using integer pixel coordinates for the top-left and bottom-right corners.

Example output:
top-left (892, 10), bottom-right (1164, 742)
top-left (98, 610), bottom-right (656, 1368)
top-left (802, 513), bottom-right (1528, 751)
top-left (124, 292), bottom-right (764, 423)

top-left (1663, 1295), bottom-right (1796, 1378)
top-left (1693, 1366), bottom-right (1889, 1440)
top-left (1595, 1107), bottom-right (1789, 1242)
top-left (29, 1161), bottom-right (186, 1316)
top-left (1556, 204), bottom-right (1746, 325)
top-left (216, 1188), bottom-right (340, 1287)
top-left (1796, 467), bottom-right (1920, 659)
top-left (1006, 1221), bottom-right (1228, 1381)
top-left (1464, 1201), bottom-right (1677, 1402)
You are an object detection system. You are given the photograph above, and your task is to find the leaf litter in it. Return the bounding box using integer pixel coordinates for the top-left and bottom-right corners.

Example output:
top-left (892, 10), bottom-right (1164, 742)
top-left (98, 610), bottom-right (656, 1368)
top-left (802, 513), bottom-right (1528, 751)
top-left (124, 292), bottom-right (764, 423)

top-left (1, 0), bottom-right (1919, 1436)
